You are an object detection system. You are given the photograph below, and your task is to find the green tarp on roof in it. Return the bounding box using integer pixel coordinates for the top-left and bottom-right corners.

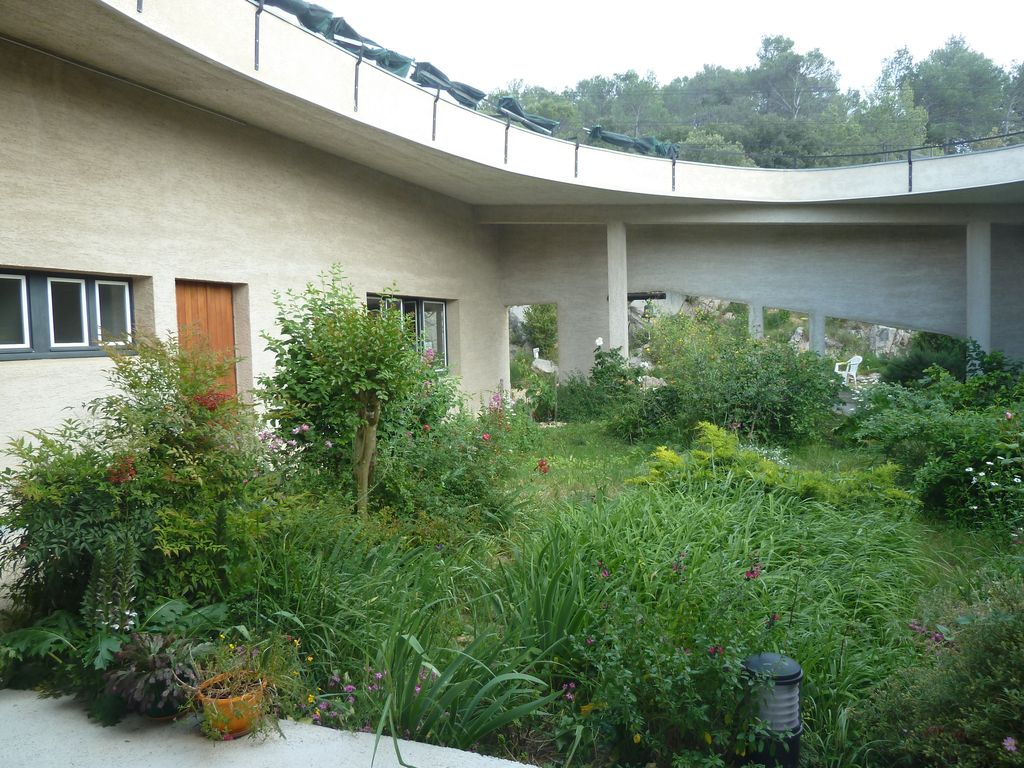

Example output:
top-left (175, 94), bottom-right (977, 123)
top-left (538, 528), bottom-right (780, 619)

top-left (588, 126), bottom-right (678, 158)
top-left (496, 97), bottom-right (560, 134)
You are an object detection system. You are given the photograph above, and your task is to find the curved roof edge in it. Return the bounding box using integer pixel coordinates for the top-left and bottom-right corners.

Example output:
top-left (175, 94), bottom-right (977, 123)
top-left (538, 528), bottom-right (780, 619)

top-left (3, 0), bottom-right (1024, 207)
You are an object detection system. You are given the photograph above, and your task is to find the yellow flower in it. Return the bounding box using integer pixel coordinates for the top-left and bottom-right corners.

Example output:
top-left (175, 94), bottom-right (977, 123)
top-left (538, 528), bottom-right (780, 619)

top-left (579, 703), bottom-right (595, 716)
top-left (218, 634), bottom-right (225, 640)
top-left (633, 733), bottom-right (641, 744)
top-left (307, 694), bottom-right (315, 704)
top-left (291, 671), bottom-right (299, 677)
top-left (306, 655), bottom-right (314, 662)
top-left (228, 643), bottom-right (235, 650)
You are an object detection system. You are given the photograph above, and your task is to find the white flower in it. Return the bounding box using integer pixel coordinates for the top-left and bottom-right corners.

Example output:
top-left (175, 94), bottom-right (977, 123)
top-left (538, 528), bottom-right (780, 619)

top-left (965, 468), bottom-right (974, 473)
top-left (1014, 477), bottom-right (1022, 483)
top-left (985, 461), bottom-right (994, 466)
top-left (595, 337), bottom-right (604, 347)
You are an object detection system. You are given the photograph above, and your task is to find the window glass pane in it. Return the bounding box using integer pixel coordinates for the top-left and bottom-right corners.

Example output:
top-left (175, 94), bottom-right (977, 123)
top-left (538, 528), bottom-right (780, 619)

top-left (98, 283), bottom-right (130, 341)
top-left (0, 277), bottom-right (27, 346)
top-left (50, 280), bottom-right (86, 345)
top-left (422, 301), bottom-right (446, 363)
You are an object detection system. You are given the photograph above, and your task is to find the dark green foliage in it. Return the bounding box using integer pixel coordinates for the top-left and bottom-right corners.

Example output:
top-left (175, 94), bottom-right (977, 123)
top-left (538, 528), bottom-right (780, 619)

top-left (880, 332), bottom-right (968, 384)
top-left (859, 567), bottom-right (1024, 767)
top-left (854, 364), bottom-right (1024, 528)
top-left (553, 348), bottom-right (647, 424)
top-left (632, 313), bottom-right (839, 444)
top-left (104, 632), bottom-right (200, 717)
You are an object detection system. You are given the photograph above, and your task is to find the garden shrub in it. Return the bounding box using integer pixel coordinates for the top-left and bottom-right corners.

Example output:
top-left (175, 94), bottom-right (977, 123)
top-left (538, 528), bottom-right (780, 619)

top-left (551, 349), bottom-right (648, 424)
top-left (858, 565), bottom-right (1024, 767)
top-left (644, 313), bottom-right (839, 443)
top-left (854, 365), bottom-right (1024, 527)
top-left (880, 331), bottom-right (968, 384)
top-left (631, 422), bottom-right (915, 514)
top-left (259, 267), bottom-right (422, 512)
top-left (0, 338), bottom-right (266, 620)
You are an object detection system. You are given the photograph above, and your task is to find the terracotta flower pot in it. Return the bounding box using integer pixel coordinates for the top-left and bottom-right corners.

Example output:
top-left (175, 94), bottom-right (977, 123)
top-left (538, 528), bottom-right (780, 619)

top-left (195, 672), bottom-right (267, 738)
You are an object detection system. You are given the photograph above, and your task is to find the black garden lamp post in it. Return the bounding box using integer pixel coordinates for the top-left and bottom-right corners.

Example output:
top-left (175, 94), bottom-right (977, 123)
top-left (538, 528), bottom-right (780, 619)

top-left (741, 653), bottom-right (802, 768)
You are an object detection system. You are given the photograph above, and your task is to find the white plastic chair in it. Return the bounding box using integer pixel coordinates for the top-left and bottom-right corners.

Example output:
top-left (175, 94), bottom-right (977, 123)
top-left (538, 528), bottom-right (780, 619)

top-left (834, 355), bottom-right (863, 385)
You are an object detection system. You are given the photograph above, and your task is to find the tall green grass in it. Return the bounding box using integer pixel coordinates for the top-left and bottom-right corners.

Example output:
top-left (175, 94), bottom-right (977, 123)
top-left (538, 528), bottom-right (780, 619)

top-left (525, 479), bottom-right (937, 766)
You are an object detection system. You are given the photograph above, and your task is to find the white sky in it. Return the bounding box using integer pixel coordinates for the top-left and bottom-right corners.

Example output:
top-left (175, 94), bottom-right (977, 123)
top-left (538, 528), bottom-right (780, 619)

top-left (308, 0), bottom-right (1022, 96)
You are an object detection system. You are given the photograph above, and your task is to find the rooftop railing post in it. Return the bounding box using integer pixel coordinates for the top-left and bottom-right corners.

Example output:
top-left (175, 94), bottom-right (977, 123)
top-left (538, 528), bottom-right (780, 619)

top-left (136, 0), bottom-right (143, 12)
top-left (671, 156), bottom-right (677, 192)
top-left (504, 118), bottom-right (511, 165)
top-left (431, 90), bottom-right (440, 141)
top-left (353, 52), bottom-right (362, 112)
top-left (574, 140), bottom-right (580, 178)
top-left (907, 149), bottom-right (913, 193)
top-left (254, 1), bottom-right (263, 71)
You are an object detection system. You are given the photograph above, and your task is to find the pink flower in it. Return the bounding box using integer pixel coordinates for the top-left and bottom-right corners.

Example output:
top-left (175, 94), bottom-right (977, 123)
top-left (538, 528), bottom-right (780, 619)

top-left (708, 645), bottom-right (724, 657)
top-left (482, 433), bottom-right (491, 441)
top-left (1004, 736), bottom-right (1018, 752)
top-left (744, 564), bottom-right (763, 580)
top-left (422, 424), bottom-right (431, 433)
top-left (1006, 411), bottom-right (1015, 421)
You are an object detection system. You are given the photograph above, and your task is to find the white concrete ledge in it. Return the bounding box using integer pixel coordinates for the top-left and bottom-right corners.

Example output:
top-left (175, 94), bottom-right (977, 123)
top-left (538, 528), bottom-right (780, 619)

top-left (0, 689), bottom-right (538, 768)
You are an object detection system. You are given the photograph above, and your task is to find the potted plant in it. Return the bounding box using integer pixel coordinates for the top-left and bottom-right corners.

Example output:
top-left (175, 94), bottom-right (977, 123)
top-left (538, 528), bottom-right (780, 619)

top-left (104, 633), bottom-right (200, 719)
top-left (192, 633), bottom-right (301, 740)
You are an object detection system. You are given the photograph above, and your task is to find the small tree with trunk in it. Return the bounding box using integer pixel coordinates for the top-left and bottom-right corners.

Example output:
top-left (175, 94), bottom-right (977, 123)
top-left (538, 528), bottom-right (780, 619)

top-left (260, 267), bottom-right (420, 513)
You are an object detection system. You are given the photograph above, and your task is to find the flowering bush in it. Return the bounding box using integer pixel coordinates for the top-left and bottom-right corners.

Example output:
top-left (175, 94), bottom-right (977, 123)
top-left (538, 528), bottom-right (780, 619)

top-left (0, 338), bottom-right (266, 618)
top-left (854, 364), bottom-right (1024, 528)
top-left (859, 568), bottom-right (1024, 767)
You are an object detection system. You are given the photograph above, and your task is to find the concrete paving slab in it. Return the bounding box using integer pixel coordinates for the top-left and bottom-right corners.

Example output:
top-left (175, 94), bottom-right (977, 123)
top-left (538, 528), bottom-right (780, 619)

top-left (0, 689), bottom-right (538, 768)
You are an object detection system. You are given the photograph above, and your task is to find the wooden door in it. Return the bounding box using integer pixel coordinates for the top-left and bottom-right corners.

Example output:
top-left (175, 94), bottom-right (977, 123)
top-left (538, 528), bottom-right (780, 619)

top-left (175, 280), bottom-right (237, 394)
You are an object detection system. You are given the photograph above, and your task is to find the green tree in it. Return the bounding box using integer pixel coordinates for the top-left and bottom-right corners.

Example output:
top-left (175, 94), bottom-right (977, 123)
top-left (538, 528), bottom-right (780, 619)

top-left (910, 37), bottom-right (1009, 146)
top-left (676, 128), bottom-right (755, 166)
top-left (522, 304), bottom-right (558, 360)
top-left (855, 49), bottom-right (929, 159)
top-left (260, 268), bottom-right (421, 514)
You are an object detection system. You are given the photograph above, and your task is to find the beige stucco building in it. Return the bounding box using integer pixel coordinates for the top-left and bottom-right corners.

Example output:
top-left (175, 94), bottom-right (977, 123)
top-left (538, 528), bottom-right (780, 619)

top-left (2, 0), bottom-right (1023, 464)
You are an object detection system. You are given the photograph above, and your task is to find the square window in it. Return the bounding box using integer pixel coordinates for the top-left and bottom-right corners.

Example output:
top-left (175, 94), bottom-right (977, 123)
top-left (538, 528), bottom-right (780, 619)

top-left (96, 281), bottom-right (132, 343)
top-left (48, 277), bottom-right (88, 347)
top-left (0, 275), bottom-right (30, 349)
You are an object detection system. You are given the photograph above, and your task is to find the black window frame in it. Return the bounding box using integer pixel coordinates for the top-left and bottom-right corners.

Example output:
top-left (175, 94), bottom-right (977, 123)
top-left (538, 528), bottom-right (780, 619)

top-left (366, 293), bottom-right (448, 366)
top-left (0, 269), bottom-right (135, 360)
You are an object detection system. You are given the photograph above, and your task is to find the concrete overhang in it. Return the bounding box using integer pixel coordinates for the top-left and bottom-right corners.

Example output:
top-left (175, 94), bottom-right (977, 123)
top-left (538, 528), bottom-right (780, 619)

top-left (3, 0), bottom-right (1024, 210)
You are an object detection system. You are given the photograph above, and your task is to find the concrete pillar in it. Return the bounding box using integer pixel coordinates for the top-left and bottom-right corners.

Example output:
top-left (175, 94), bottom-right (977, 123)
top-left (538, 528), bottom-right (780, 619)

top-left (966, 221), bottom-right (992, 351)
top-left (607, 221), bottom-right (629, 357)
top-left (748, 303), bottom-right (764, 339)
top-left (808, 311), bottom-right (826, 355)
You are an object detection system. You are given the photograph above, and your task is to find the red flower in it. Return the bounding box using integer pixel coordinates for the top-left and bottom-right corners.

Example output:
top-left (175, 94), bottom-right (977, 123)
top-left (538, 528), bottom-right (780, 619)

top-left (106, 455), bottom-right (137, 484)
top-left (708, 645), bottom-right (724, 657)
top-left (536, 458), bottom-right (550, 474)
top-left (482, 433), bottom-right (491, 441)
top-left (744, 564), bottom-right (763, 580)
top-left (422, 424), bottom-right (431, 433)
top-left (193, 390), bottom-right (232, 411)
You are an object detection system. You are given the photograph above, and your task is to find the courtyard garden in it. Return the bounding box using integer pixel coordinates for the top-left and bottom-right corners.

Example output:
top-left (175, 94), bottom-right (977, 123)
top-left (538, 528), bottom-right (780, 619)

top-left (1, 271), bottom-right (1022, 767)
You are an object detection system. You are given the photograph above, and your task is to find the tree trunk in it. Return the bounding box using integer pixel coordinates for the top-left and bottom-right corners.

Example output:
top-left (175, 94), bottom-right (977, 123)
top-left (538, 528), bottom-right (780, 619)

top-left (352, 393), bottom-right (380, 515)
